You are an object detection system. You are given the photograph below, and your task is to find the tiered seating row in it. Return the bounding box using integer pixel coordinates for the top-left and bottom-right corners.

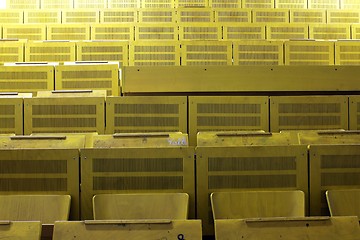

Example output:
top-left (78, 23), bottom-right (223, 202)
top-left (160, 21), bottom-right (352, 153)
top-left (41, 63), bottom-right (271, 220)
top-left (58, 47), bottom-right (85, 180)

top-left (0, 130), bottom-right (360, 236)
top-left (2, 23), bottom-right (360, 42)
top-left (3, 39), bottom-right (360, 66)
top-left (5, 0), bottom-right (360, 9)
top-left (4, 9), bottom-right (360, 24)
top-left (1, 90), bottom-right (359, 145)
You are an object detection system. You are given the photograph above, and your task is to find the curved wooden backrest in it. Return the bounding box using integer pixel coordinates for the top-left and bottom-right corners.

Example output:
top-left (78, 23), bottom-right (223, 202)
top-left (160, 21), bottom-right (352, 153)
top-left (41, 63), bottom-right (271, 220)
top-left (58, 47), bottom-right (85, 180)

top-left (0, 195), bottom-right (71, 224)
top-left (93, 193), bottom-right (189, 220)
top-left (326, 189), bottom-right (360, 218)
top-left (211, 190), bottom-right (305, 220)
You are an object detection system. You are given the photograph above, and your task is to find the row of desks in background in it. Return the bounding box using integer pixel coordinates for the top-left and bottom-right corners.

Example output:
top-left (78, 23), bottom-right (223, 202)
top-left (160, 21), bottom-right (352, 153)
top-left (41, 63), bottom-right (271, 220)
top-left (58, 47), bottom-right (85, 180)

top-left (4, 40), bottom-right (360, 66)
top-left (1, 90), bottom-right (360, 144)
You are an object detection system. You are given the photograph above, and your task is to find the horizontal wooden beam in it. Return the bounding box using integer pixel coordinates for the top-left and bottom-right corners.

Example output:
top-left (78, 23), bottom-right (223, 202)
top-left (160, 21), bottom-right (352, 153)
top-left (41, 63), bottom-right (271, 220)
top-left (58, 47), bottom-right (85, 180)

top-left (123, 66), bottom-right (360, 94)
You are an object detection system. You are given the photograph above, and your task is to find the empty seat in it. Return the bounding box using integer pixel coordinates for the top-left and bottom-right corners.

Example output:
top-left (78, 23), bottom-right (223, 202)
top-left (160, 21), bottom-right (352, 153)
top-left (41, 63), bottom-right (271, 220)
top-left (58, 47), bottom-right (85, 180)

top-left (93, 193), bottom-right (189, 220)
top-left (326, 189), bottom-right (360, 218)
top-left (0, 195), bottom-right (71, 224)
top-left (211, 190), bottom-right (305, 220)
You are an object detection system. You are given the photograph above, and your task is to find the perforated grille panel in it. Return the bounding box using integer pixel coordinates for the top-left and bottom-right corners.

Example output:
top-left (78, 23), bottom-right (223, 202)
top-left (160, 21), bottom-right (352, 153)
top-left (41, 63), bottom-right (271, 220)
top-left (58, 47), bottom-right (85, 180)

top-left (252, 9), bottom-right (290, 23)
top-left (266, 24), bottom-right (308, 40)
top-left (24, 10), bottom-right (61, 24)
top-left (47, 24), bottom-right (90, 41)
top-left (327, 10), bottom-right (360, 24)
top-left (223, 24), bottom-right (266, 40)
top-left (81, 147), bottom-right (195, 219)
top-left (0, 65), bottom-right (54, 93)
top-left (0, 41), bottom-right (24, 63)
top-left (0, 104), bottom-right (16, 134)
top-left (214, 9), bottom-right (251, 23)
top-left (141, 0), bottom-right (175, 8)
top-left (3, 25), bottom-right (46, 41)
top-left (175, 0), bottom-right (208, 7)
top-left (129, 41), bottom-right (180, 66)
top-left (335, 41), bottom-right (360, 65)
top-left (41, 0), bottom-right (73, 9)
top-left (0, 10), bottom-right (23, 24)
top-left (290, 10), bottom-right (326, 23)
top-left (100, 10), bottom-right (137, 23)
top-left (177, 8), bottom-right (214, 22)
top-left (62, 10), bottom-right (99, 23)
top-left (233, 40), bottom-right (284, 65)
top-left (135, 24), bottom-right (178, 40)
top-left (351, 24), bottom-right (360, 39)
top-left (242, 0), bottom-right (274, 8)
top-left (188, 96), bottom-right (269, 145)
top-left (209, 0), bottom-right (241, 8)
top-left (25, 41), bottom-right (76, 62)
top-left (349, 96), bottom-right (360, 130)
top-left (0, 94), bottom-right (29, 134)
top-left (284, 40), bottom-right (335, 65)
top-left (77, 41), bottom-right (129, 65)
top-left (24, 96), bottom-right (105, 134)
top-left (341, 0), bottom-right (360, 9)
top-left (139, 9), bottom-right (176, 23)
top-left (181, 41), bottom-right (232, 66)
top-left (73, 0), bottom-right (107, 8)
top-left (55, 63), bottom-right (119, 96)
top-left (179, 24), bottom-right (221, 40)
top-left (106, 96), bottom-right (187, 133)
top-left (309, 24), bottom-right (351, 40)
top-left (309, 145), bottom-right (360, 216)
top-left (275, 0), bottom-right (306, 8)
top-left (108, 0), bottom-right (140, 8)
top-left (270, 96), bottom-right (348, 132)
top-left (6, 0), bottom-right (40, 9)
top-left (0, 148), bottom-right (80, 219)
top-left (308, 0), bottom-right (339, 9)
top-left (197, 145), bottom-right (308, 235)
top-left (91, 24), bottom-right (134, 41)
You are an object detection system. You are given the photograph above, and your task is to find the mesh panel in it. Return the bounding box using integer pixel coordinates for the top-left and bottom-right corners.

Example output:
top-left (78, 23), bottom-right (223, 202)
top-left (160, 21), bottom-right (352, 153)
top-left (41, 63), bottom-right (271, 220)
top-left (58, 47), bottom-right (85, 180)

top-left (101, 10), bottom-right (137, 23)
top-left (208, 157), bottom-right (296, 171)
top-left (176, 0), bottom-right (208, 7)
top-left (214, 9), bottom-right (251, 22)
top-left (275, 0), bottom-right (306, 8)
top-left (290, 10), bottom-right (326, 23)
top-left (242, 0), bottom-right (274, 8)
top-left (93, 158), bottom-right (183, 172)
top-left (108, 0), bottom-right (140, 8)
top-left (271, 96), bottom-right (347, 131)
top-left (234, 41), bottom-right (283, 65)
top-left (93, 176), bottom-right (184, 190)
top-left (308, 0), bottom-right (339, 9)
top-left (208, 175), bottom-right (297, 189)
top-left (4, 25), bottom-right (46, 40)
top-left (0, 160), bottom-right (67, 173)
top-left (130, 42), bottom-right (180, 66)
top-left (91, 25), bottom-right (134, 40)
top-left (223, 25), bottom-right (266, 40)
top-left (284, 41), bottom-right (334, 65)
top-left (0, 10), bottom-right (24, 23)
top-left (0, 178), bottom-right (67, 191)
top-left (181, 41), bottom-right (231, 65)
top-left (210, 0), bottom-right (241, 8)
top-left (253, 9), bottom-right (289, 23)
